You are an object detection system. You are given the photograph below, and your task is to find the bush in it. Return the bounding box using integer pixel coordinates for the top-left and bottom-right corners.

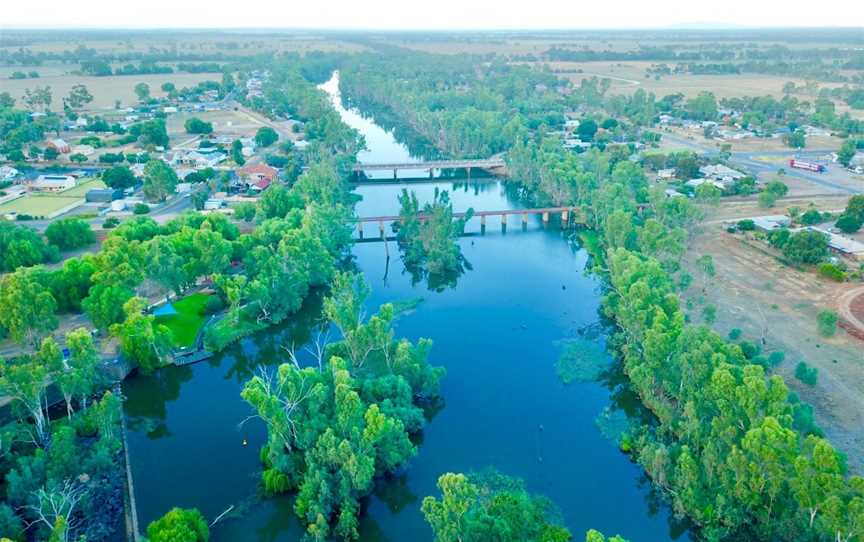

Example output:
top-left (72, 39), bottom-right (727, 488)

top-left (739, 340), bottom-right (760, 359)
top-left (204, 295), bottom-right (225, 315)
top-left (800, 208), bottom-right (824, 225)
top-left (768, 351), bottom-right (786, 366)
top-left (44, 218), bottom-right (96, 250)
top-left (184, 117), bottom-right (213, 135)
top-left (817, 310), bottom-right (839, 337)
top-left (817, 262), bottom-right (846, 282)
top-left (133, 203), bottom-right (151, 215)
top-left (728, 328), bottom-right (742, 340)
top-left (103, 217), bottom-right (121, 229)
top-left (835, 213), bottom-right (862, 234)
top-left (737, 219), bottom-right (756, 231)
top-left (795, 362), bottom-right (819, 386)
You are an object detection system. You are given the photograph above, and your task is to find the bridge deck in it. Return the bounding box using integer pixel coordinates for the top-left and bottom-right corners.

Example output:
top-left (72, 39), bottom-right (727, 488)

top-left (354, 206), bottom-right (578, 223)
top-left (352, 158), bottom-right (505, 172)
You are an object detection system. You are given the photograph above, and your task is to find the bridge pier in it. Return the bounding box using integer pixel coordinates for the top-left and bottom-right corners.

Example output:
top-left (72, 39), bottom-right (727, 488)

top-left (561, 210), bottom-right (569, 226)
top-left (501, 213), bottom-right (507, 233)
top-left (522, 212), bottom-right (528, 231)
top-left (379, 221), bottom-right (385, 238)
top-left (393, 169), bottom-right (397, 180)
top-left (358, 223), bottom-right (364, 239)
top-left (542, 212), bottom-right (549, 226)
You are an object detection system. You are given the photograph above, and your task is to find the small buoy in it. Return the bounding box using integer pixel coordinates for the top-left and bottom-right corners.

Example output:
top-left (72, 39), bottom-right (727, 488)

top-left (539, 424), bottom-right (544, 431)
top-left (242, 439), bottom-right (248, 446)
top-left (562, 285), bottom-right (566, 290)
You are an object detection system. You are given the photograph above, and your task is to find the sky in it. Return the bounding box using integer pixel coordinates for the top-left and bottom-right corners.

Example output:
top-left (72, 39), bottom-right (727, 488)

top-left (1, 0), bottom-right (861, 29)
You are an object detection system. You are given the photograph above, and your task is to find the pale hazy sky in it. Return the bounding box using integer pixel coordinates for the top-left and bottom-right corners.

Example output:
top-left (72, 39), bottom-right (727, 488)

top-left (1, 0), bottom-right (861, 29)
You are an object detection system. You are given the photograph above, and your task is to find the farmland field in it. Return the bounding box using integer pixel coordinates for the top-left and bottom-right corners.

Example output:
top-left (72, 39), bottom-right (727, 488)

top-left (2, 71), bottom-right (220, 110)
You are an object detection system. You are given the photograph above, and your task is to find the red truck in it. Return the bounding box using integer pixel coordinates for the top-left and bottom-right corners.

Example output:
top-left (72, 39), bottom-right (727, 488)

top-left (788, 159), bottom-right (826, 173)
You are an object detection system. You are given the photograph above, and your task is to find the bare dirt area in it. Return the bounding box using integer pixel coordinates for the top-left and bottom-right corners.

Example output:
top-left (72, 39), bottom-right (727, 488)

top-left (683, 229), bottom-right (864, 472)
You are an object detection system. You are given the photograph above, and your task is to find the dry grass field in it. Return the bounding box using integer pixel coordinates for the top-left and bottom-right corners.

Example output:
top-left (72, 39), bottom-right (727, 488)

top-left (2, 70), bottom-right (220, 110)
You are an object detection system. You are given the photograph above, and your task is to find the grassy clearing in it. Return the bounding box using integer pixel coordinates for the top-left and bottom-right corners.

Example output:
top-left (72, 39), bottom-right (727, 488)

top-left (155, 292), bottom-right (211, 348)
top-left (0, 194), bottom-right (81, 216)
top-left (59, 178), bottom-right (106, 198)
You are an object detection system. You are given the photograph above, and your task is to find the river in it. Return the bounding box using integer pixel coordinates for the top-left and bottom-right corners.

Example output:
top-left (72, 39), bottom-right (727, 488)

top-left (122, 71), bottom-right (688, 541)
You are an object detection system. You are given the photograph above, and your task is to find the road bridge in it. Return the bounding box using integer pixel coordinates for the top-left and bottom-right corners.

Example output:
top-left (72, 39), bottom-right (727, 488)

top-left (353, 206), bottom-right (585, 238)
top-left (351, 158), bottom-right (506, 180)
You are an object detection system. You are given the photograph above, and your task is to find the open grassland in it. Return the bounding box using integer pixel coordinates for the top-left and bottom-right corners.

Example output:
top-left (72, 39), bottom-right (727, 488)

top-left (59, 178), bottom-right (107, 198)
top-left (166, 109), bottom-right (264, 139)
top-left (532, 60), bottom-right (854, 100)
top-left (2, 71), bottom-right (219, 110)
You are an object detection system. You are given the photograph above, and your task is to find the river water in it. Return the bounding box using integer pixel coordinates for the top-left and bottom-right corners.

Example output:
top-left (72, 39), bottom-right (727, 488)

top-left (122, 72), bottom-right (687, 541)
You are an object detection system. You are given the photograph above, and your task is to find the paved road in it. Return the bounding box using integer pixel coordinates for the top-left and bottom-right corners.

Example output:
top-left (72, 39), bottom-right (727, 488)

top-left (660, 133), bottom-right (862, 195)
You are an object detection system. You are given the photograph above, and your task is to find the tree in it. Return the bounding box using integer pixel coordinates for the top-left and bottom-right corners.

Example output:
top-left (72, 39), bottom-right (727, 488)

top-left (0, 267), bottom-right (58, 346)
top-left (255, 127), bottom-right (279, 148)
top-left (134, 82), bottom-right (151, 103)
top-left (0, 221), bottom-right (58, 272)
top-left (844, 195), bottom-right (864, 221)
top-left (0, 91), bottom-right (15, 108)
top-left (44, 218), bottom-right (96, 251)
top-left (835, 213), bottom-right (862, 234)
top-left (231, 139), bottom-right (245, 165)
top-left (110, 297), bottom-right (173, 374)
top-left (838, 139), bottom-right (857, 167)
top-left (782, 229), bottom-right (829, 264)
top-left (146, 508), bottom-right (209, 542)
top-left (69, 153), bottom-right (88, 163)
top-left (233, 202), bottom-right (257, 222)
top-left (66, 84), bottom-right (93, 109)
top-left (184, 117), bottom-right (213, 135)
top-left (577, 119), bottom-right (598, 141)
top-left (22, 86), bottom-right (52, 112)
top-left (422, 470), bottom-right (572, 542)
top-left (160, 82), bottom-right (176, 94)
top-left (585, 530), bottom-right (630, 542)
top-left (142, 159), bottom-right (178, 202)
top-left (0, 356), bottom-right (50, 445)
top-left (785, 129), bottom-right (806, 149)
top-left (685, 91), bottom-right (718, 121)
top-left (102, 166), bottom-right (137, 190)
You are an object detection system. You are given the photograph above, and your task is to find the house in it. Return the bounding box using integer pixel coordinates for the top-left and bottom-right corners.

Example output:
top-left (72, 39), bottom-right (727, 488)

top-left (70, 144), bottom-right (95, 157)
top-left (163, 106), bottom-right (178, 114)
top-left (170, 150), bottom-right (226, 169)
top-left (24, 175), bottom-right (76, 192)
top-left (849, 153), bottom-right (864, 170)
top-left (749, 215), bottom-right (791, 231)
top-left (686, 178), bottom-right (725, 190)
top-left (47, 138), bottom-right (71, 154)
top-left (238, 164), bottom-right (278, 184)
top-left (664, 189), bottom-right (686, 198)
top-left (699, 164), bottom-right (746, 182)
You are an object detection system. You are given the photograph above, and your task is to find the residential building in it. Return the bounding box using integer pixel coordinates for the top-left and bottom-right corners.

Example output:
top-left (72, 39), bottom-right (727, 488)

top-left (47, 138), bottom-right (71, 154)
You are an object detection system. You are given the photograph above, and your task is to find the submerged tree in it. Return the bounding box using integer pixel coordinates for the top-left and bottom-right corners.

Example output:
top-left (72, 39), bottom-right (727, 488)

top-left (242, 273), bottom-right (444, 540)
top-left (421, 470), bottom-right (572, 542)
top-left (393, 188), bottom-right (472, 290)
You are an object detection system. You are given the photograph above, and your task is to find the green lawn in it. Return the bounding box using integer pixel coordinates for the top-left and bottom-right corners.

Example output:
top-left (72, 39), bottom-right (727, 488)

top-left (59, 178), bottom-right (107, 198)
top-left (0, 195), bottom-right (82, 216)
top-left (155, 292), bottom-right (211, 348)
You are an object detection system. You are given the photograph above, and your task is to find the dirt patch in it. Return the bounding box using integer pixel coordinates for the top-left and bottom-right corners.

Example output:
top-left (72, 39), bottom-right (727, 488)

top-left (683, 229), bottom-right (864, 472)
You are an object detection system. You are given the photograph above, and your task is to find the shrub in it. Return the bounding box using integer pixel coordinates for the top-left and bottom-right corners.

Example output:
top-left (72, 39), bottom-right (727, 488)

top-left (103, 217), bottom-right (121, 229)
top-left (795, 361), bottom-right (819, 386)
top-left (737, 219), bottom-right (756, 231)
top-left (800, 208), bottom-right (824, 225)
top-left (204, 295), bottom-right (225, 314)
top-left (835, 213), bottom-right (862, 234)
top-left (133, 203), bottom-right (151, 215)
top-left (728, 328), bottom-right (742, 340)
top-left (184, 117), bottom-right (213, 135)
top-left (817, 310), bottom-right (839, 337)
top-left (739, 340), bottom-right (760, 359)
top-left (768, 351), bottom-right (786, 366)
top-left (817, 262), bottom-right (845, 282)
